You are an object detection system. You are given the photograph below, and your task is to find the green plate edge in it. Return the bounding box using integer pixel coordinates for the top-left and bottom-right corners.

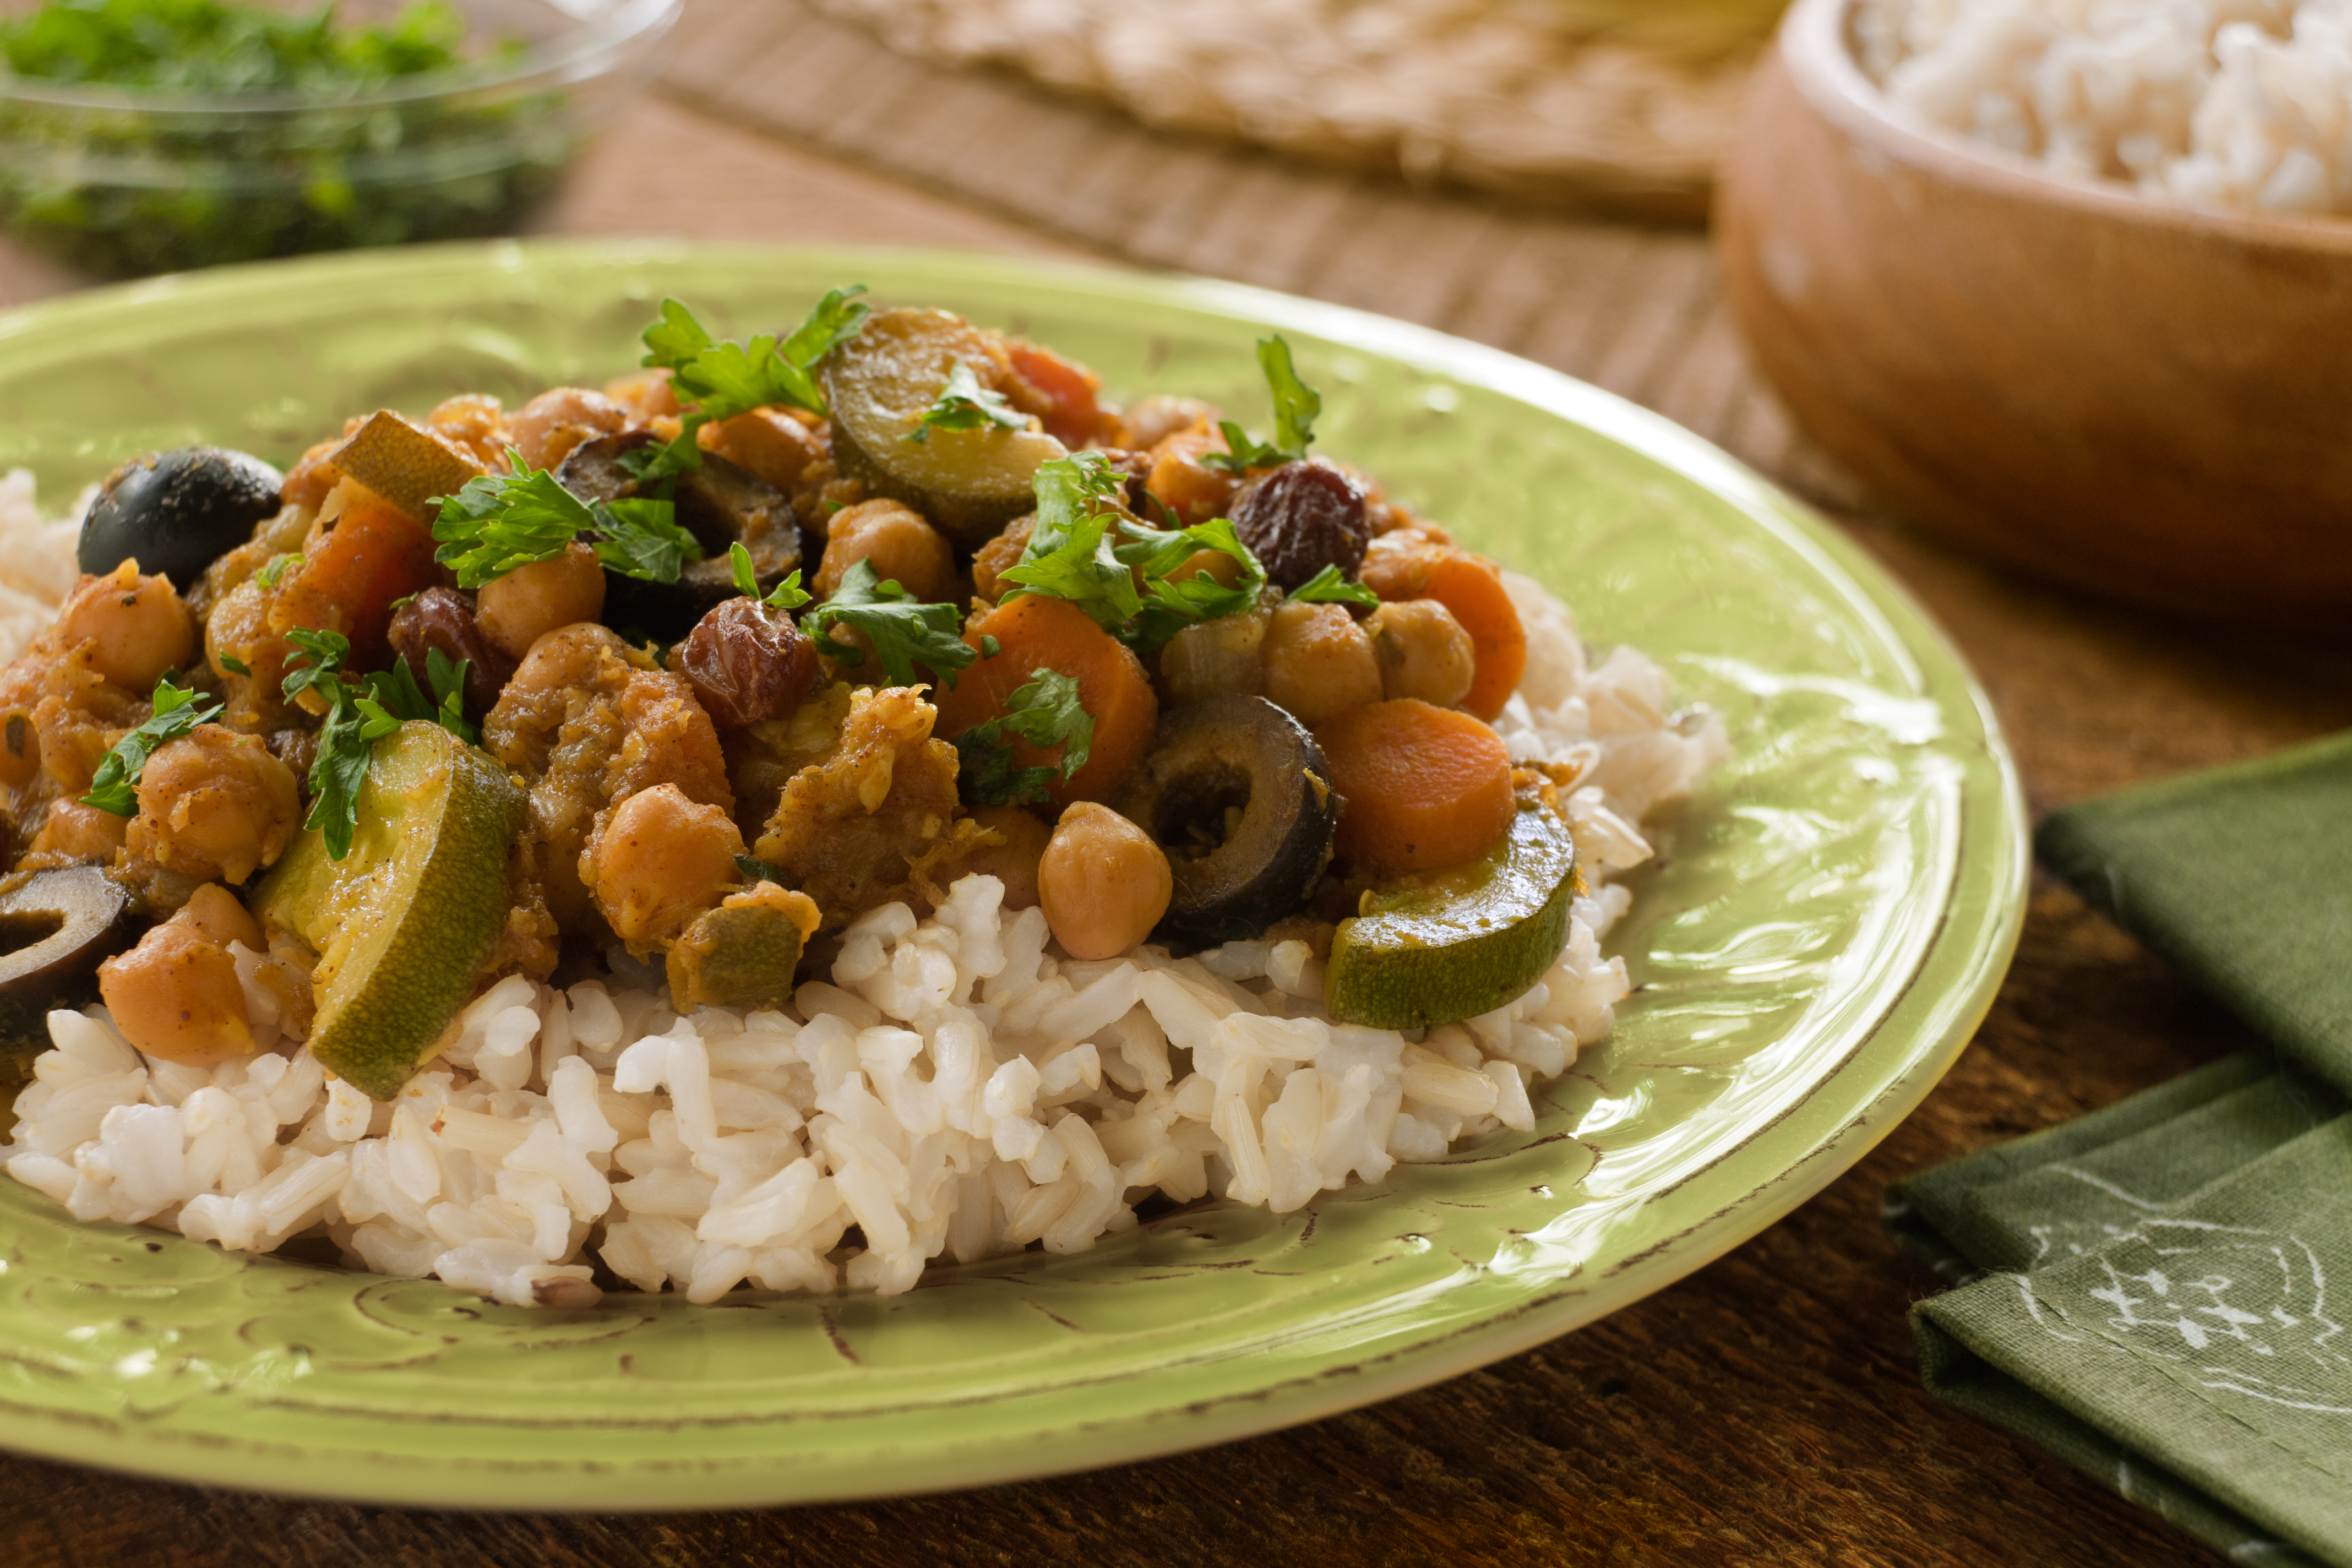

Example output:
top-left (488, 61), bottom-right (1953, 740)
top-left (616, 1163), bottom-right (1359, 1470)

top-left (0, 240), bottom-right (2028, 1510)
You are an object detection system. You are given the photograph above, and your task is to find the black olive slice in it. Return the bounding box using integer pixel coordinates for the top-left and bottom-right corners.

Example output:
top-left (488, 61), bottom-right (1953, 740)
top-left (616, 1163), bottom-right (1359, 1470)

top-left (79, 447), bottom-right (285, 590)
top-left (559, 432), bottom-right (802, 641)
top-left (1114, 695), bottom-right (1341, 947)
top-left (0, 864), bottom-right (139, 1041)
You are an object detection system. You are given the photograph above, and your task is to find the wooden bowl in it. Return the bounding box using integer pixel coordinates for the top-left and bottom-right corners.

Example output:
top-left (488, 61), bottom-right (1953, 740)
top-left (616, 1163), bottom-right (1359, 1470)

top-left (1716, 0), bottom-right (2352, 631)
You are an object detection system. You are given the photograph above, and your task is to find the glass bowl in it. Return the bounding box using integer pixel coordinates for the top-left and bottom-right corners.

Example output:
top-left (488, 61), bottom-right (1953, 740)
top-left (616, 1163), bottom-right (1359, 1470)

top-left (0, 0), bottom-right (678, 277)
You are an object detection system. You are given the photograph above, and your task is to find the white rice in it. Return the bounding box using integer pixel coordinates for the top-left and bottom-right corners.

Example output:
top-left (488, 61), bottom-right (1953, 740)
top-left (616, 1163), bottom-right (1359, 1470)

top-left (1856, 0), bottom-right (2352, 217)
top-left (1, 494), bottom-right (1728, 1307)
top-left (0, 470), bottom-right (90, 661)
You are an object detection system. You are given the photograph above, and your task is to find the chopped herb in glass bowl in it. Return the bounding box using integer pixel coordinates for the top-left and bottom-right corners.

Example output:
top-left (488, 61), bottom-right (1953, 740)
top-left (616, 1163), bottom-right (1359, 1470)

top-left (0, 0), bottom-right (677, 277)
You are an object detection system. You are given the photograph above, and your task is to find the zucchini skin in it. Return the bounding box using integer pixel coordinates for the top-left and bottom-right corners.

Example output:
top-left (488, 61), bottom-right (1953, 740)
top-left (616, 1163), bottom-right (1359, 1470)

top-left (1322, 799), bottom-right (1577, 1032)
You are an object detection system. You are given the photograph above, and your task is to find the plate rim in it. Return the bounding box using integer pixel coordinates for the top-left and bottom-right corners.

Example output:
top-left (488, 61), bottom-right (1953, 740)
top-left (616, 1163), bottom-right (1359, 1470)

top-left (0, 238), bottom-right (2029, 1509)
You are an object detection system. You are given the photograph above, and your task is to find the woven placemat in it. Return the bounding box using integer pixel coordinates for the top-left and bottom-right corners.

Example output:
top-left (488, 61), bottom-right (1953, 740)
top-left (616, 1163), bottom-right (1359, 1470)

top-left (806, 0), bottom-right (1782, 217)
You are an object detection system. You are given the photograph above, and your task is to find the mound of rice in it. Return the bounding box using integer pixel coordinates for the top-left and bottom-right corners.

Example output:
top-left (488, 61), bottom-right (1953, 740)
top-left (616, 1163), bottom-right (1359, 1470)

top-left (0, 472), bottom-right (1727, 1307)
top-left (1856, 0), bottom-right (2352, 217)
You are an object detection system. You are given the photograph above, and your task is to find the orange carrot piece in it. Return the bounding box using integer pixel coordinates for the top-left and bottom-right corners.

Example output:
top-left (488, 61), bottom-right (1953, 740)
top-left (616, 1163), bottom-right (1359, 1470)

top-left (272, 495), bottom-right (439, 668)
top-left (1142, 418), bottom-right (1241, 527)
top-left (1005, 342), bottom-right (1108, 449)
top-left (1359, 543), bottom-right (1526, 720)
top-left (1316, 698), bottom-right (1515, 876)
top-left (934, 595), bottom-right (1159, 806)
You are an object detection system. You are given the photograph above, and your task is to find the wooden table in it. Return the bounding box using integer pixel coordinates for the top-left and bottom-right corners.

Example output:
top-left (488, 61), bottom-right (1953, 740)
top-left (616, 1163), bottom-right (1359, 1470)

top-left (7, 7), bottom-right (2352, 1562)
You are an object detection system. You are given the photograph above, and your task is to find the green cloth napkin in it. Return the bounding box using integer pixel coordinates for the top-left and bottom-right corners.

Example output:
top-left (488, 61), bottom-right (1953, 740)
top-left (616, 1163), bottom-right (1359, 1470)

top-left (1887, 732), bottom-right (2352, 1567)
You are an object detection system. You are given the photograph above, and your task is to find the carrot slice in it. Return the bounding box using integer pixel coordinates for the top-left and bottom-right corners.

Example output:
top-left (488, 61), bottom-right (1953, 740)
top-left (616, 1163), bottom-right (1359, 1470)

top-left (1005, 342), bottom-right (1107, 449)
top-left (1316, 698), bottom-right (1515, 876)
top-left (934, 594), bottom-right (1158, 806)
top-left (1359, 543), bottom-right (1526, 720)
top-left (272, 493), bottom-right (440, 669)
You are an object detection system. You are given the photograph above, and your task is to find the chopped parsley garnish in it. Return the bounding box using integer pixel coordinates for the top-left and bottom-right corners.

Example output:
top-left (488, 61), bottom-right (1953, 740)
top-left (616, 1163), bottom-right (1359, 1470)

top-left (280, 627), bottom-right (475, 858)
top-left (907, 361), bottom-right (1028, 443)
top-left (954, 669), bottom-right (1093, 806)
top-left (998, 452), bottom-right (1272, 649)
top-left (217, 652), bottom-right (251, 677)
top-left (1202, 335), bottom-right (1320, 475)
top-left (356, 646), bottom-right (476, 747)
top-left (1287, 563), bottom-right (1380, 609)
top-left (627, 288), bottom-right (871, 481)
top-left (255, 552), bottom-right (299, 590)
top-left (803, 559), bottom-right (975, 690)
top-left (432, 450), bottom-right (702, 590)
top-left (80, 675), bottom-right (221, 817)
top-left (734, 854), bottom-right (787, 885)
top-left (728, 541), bottom-right (812, 611)
top-left (999, 453), bottom-right (1141, 630)
top-left (1114, 515), bottom-right (1268, 649)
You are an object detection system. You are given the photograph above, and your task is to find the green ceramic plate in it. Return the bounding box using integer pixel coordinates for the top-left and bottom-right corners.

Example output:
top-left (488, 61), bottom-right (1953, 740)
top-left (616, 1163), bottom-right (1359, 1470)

top-left (0, 242), bottom-right (2025, 1509)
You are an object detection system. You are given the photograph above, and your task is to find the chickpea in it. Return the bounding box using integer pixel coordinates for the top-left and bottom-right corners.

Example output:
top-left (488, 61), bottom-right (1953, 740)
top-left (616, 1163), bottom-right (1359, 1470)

top-left (815, 500), bottom-right (959, 605)
top-left (177, 881), bottom-right (264, 951)
top-left (1260, 600), bottom-right (1382, 728)
top-left (127, 725), bottom-right (301, 885)
top-left (604, 368), bottom-right (682, 422)
top-left (97, 920), bottom-right (253, 1066)
top-left (1038, 803), bottom-right (1172, 960)
top-left (52, 562), bottom-right (194, 692)
top-left (509, 386), bottom-right (627, 471)
top-left (425, 393), bottom-right (511, 471)
top-left (476, 542), bottom-right (607, 661)
top-left (971, 514), bottom-right (1034, 603)
top-left (1365, 598), bottom-right (1476, 708)
top-left (963, 803), bottom-right (1052, 910)
top-left (1121, 394), bottom-right (1217, 454)
top-left (700, 408), bottom-right (825, 493)
top-left (589, 783), bottom-right (747, 946)
top-left (1157, 609), bottom-right (1265, 707)
top-left (25, 799), bottom-right (128, 865)
top-left (1144, 419), bottom-right (1241, 528)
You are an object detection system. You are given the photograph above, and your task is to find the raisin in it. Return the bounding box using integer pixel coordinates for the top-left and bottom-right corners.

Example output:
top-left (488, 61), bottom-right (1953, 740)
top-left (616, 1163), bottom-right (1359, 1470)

top-left (266, 728), bottom-right (318, 780)
top-left (674, 598), bottom-right (819, 729)
top-left (387, 586), bottom-right (516, 722)
top-left (1227, 458), bottom-right (1370, 592)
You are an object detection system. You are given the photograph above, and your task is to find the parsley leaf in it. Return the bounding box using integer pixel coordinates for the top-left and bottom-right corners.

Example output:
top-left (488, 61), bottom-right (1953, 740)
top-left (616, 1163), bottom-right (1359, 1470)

top-left (432, 459), bottom-right (586, 587)
top-left (280, 627), bottom-right (352, 706)
top-left (1287, 563), bottom-right (1380, 609)
top-left (255, 552), bottom-right (300, 590)
top-left (998, 453), bottom-right (1141, 630)
top-left (728, 541), bottom-right (813, 611)
top-left (1113, 515), bottom-right (1268, 649)
top-left (218, 652), bottom-right (251, 677)
top-left (908, 361), bottom-right (1028, 443)
top-left (81, 676), bottom-right (222, 817)
top-left (631, 288), bottom-right (872, 481)
top-left (803, 559), bottom-right (977, 690)
top-left (432, 450), bottom-right (701, 589)
top-left (1202, 335), bottom-right (1321, 475)
top-left (279, 630), bottom-right (470, 858)
top-left (306, 691), bottom-right (397, 862)
top-left (591, 497), bottom-right (701, 585)
top-left (953, 669), bottom-right (1094, 807)
top-left (356, 651), bottom-right (477, 747)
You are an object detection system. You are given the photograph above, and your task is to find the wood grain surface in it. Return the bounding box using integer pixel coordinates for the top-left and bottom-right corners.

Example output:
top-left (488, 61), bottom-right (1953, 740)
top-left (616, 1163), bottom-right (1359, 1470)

top-left (1719, 1), bottom-right (2352, 632)
top-left (6, 4), bottom-right (2352, 1561)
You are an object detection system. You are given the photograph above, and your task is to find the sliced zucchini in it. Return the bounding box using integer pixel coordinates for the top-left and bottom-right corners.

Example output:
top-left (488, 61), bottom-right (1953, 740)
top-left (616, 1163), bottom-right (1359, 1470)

top-left (1322, 797), bottom-right (1577, 1031)
top-left (328, 410), bottom-right (488, 522)
top-left (820, 308), bottom-right (1067, 548)
top-left (255, 721), bottom-right (524, 1100)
